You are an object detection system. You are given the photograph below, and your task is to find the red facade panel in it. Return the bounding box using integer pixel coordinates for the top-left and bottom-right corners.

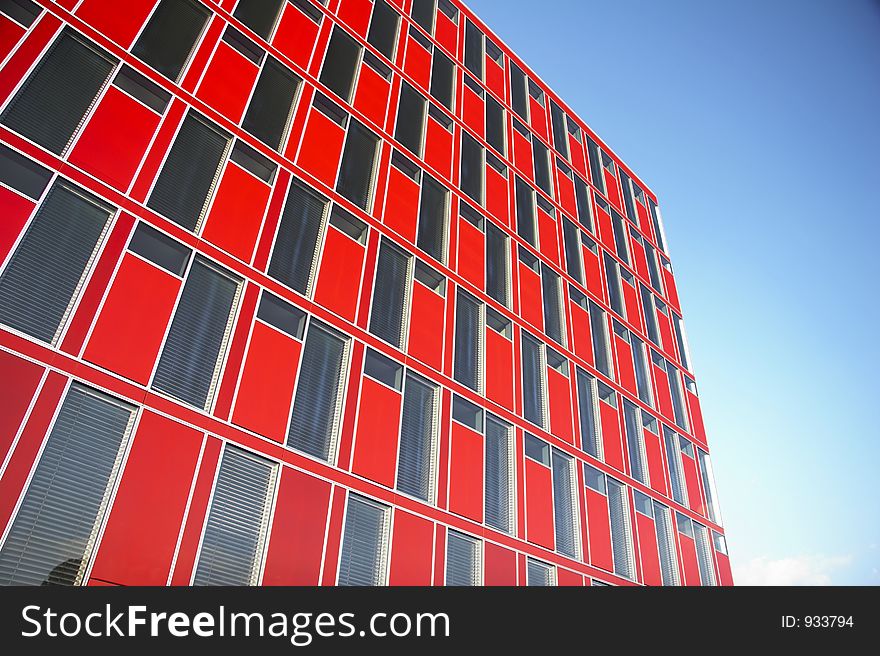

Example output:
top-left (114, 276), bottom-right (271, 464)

top-left (201, 162), bottom-right (272, 262)
top-left (585, 488), bottom-right (613, 572)
top-left (313, 224), bottom-right (365, 321)
top-left (388, 510), bottom-right (434, 585)
top-left (448, 422), bottom-right (484, 523)
top-left (524, 458), bottom-right (554, 550)
top-left (196, 42), bottom-right (259, 124)
top-left (351, 377), bottom-right (402, 487)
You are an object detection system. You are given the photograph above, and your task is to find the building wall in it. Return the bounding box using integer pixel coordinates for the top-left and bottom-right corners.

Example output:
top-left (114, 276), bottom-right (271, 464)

top-left (0, 0), bottom-right (731, 586)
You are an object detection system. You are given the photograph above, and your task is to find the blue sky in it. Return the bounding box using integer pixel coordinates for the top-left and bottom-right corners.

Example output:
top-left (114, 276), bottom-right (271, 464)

top-left (466, 0), bottom-right (880, 584)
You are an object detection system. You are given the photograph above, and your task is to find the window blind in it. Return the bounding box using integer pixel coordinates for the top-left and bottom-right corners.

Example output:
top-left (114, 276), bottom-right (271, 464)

top-left (396, 373), bottom-right (438, 502)
top-left (369, 240), bottom-right (410, 348)
top-left (232, 0), bottom-right (284, 39)
top-left (336, 120), bottom-right (378, 211)
top-left (521, 333), bottom-right (545, 427)
top-left (607, 479), bottom-right (634, 579)
top-left (453, 290), bottom-right (481, 392)
top-left (540, 264), bottom-right (564, 345)
top-left (132, 0), bottom-right (210, 81)
top-left (445, 531), bottom-right (480, 586)
top-left (623, 400), bottom-right (648, 485)
top-left (575, 368), bottom-right (601, 459)
top-left (338, 495), bottom-right (389, 586)
top-left (653, 501), bottom-right (680, 586)
top-left (416, 174), bottom-right (448, 262)
top-left (693, 523), bottom-right (717, 586)
top-left (552, 449), bottom-right (578, 558)
top-left (485, 221), bottom-right (509, 307)
top-left (242, 57), bottom-right (300, 150)
top-left (484, 415), bottom-right (513, 533)
top-left (526, 558), bottom-right (554, 586)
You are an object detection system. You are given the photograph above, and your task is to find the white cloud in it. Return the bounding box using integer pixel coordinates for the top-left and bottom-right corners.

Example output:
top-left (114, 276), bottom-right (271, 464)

top-left (733, 554), bottom-right (852, 586)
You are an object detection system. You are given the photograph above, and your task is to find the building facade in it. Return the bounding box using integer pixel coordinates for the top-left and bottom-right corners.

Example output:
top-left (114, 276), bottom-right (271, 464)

top-left (0, 0), bottom-right (731, 586)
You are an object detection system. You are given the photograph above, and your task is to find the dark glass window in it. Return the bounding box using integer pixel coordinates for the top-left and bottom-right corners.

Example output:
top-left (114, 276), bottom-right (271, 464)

top-left (132, 0), bottom-right (210, 80)
top-left (521, 333), bottom-right (545, 427)
top-left (540, 264), bottom-right (564, 345)
top-left (515, 176), bottom-right (536, 246)
top-left (338, 495), bottom-right (388, 585)
top-left (242, 57), bottom-right (300, 150)
top-left (0, 143), bottom-right (51, 200)
top-left (417, 174), bottom-right (448, 262)
top-left (368, 0), bottom-right (400, 59)
top-left (460, 132), bottom-right (484, 204)
top-left (550, 100), bottom-right (569, 160)
top-left (486, 95), bottom-right (505, 155)
top-left (485, 415), bottom-right (513, 533)
top-left (410, 0), bottom-right (435, 34)
top-left (369, 240), bottom-right (410, 348)
top-left (453, 290), bottom-right (481, 392)
top-left (267, 179), bottom-right (329, 294)
top-left (337, 120), bottom-right (379, 210)
top-left (395, 82), bottom-right (426, 157)
top-left (397, 373), bottom-right (438, 501)
top-left (485, 221), bottom-right (509, 307)
top-left (319, 27), bottom-right (360, 101)
top-left (510, 62), bottom-right (528, 120)
top-left (233, 0), bottom-right (284, 39)
top-left (464, 19), bottom-right (483, 80)
top-left (429, 49), bottom-right (455, 110)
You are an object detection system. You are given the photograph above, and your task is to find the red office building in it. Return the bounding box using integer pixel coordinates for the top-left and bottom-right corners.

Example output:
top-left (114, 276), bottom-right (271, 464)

top-left (0, 0), bottom-right (730, 586)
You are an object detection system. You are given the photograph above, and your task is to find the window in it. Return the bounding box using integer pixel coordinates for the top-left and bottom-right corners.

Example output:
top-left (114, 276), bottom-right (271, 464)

top-left (631, 334), bottom-right (652, 405)
top-left (395, 82), bottom-right (426, 156)
top-left (573, 174), bottom-right (593, 232)
top-left (588, 300), bottom-right (612, 378)
top-left (509, 62), bottom-right (528, 120)
top-left (414, 259), bottom-right (445, 295)
top-left (713, 531), bottom-right (727, 555)
top-left (663, 357), bottom-right (689, 431)
top-left (460, 132), bottom-right (484, 204)
top-left (693, 522), bottom-right (717, 586)
top-left (364, 348), bottom-right (402, 389)
top-left (610, 208), bottom-right (630, 264)
top-left (368, 0), bottom-right (400, 59)
top-left (369, 239), bottom-right (411, 348)
top-left (540, 264), bottom-right (564, 345)
top-left (532, 139), bottom-right (552, 197)
top-left (132, 0), bottom-right (210, 80)
top-left (1, 0), bottom-right (42, 28)
top-left (652, 500), bottom-right (680, 586)
top-left (256, 290), bottom-right (306, 339)
top-left (514, 176), bottom-right (536, 246)
top-left (622, 400), bottom-right (648, 485)
top-left (417, 174), bottom-right (448, 261)
top-left (233, 0), bottom-right (284, 39)
top-left (337, 120), bottom-right (379, 210)
top-left (526, 558), bottom-right (555, 586)
top-left (148, 112), bottom-right (232, 231)
top-left (152, 258), bottom-right (240, 409)
top-left (338, 495), bottom-right (390, 586)
top-left (585, 136), bottom-right (605, 194)
top-left (287, 320), bottom-right (350, 461)
top-left (463, 18), bottom-right (483, 80)
top-left (619, 169), bottom-right (637, 224)
top-left (1, 30), bottom-right (116, 155)
top-left (549, 100), bottom-right (569, 160)
top-left (0, 143), bottom-right (52, 200)
top-left (267, 179), bottom-right (329, 295)
top-left (128, 222), bottom-right (191, 276)
top-left (446, 531), bottom-right (481, 586)
top-left (453, 289), bottom-right (482, 392)
top-left (0, 384), bottom-right (134, 585)
top-left (607, 478), bottom-right (635, 579)
top-left (663, 427), bottom-right (688, 506)
top-left (193, 446), bottom-right (277, 585)
top-left (698, 449), bottom-right (723, 525)
top-left (430, 49), bottom-right (455, 110)
top-left (552, 449), bottom-right (579, 558)
top-left (649, 199), bottom-right (667, 253)
top-left (319, 26), bottom-right (361, 101)
top-left (576, 368), bottom-right (601, 459)
top-left (673, 314), bottom-right (692, 371)
top-left (640, 284), bottom-right (660, 344)
top-left (485, 220), bottom-right (509, 307)
top-left (0, 182), bottom-right (112, 343)
top-left (562, 219), bottom-right (584, 284)
top-left (397, 372), bottom-right (439, 502)
top-left (485, 414), bottom-right (514, 533)
top-left (410, 0), bottom-right (435, 34)
top-left (583, 463), bottom-right (605, 494)
top-left (604, 253), bottom-right (624, 317)
top-left (486, 95), bottom-right (505, 155)
top-left (242, 57), bottom-right (300, 150)
top-left (644, 239), bottom-right (663, 293)
top-left (521, 333), bottom-right (546, 428)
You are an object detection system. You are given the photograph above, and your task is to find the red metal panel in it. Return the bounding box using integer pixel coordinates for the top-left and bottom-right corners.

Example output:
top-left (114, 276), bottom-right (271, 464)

top-left (448, 422), bottom-right (483, 523)
top-left (679, 533), bottom-right (700, 586)
top-left (682, 451), bottom-right (704, 515)
top-left (529, 97), bottom-right (548, 142)
top-left (336, 0), bottom-right (372, 36)
top-left (524, 458), bottom-right (554, 550)
top-left (424, 115), bottom-right (453, 181)
top-left (0, 16), bottom-right (25, 61)
top-left (351, 377), bottom-right (402, 488)
top-left (583, 245), bottom-right (604, 301)
top-left (557, 173), bottom-right (576, 217)
top-left (485, 165), bottom-right (509, 227)
top-left (652, 361), bottom-right (673, 421)
top-left (485, 327), bottom-right (513, 411)
top-left (262, 468), bottom-right (332, 585)
top-left (196, 41), bottom-right (260, 124)
top-left (0, 187), bottom-right (35, 263)
top-left (663, 267), bottom-right (681, 310)
top-left (382, 165), bottom-right (420, 242)
top-left (636, 201), bottom-right (651, 233)
top-left (273, 1), bottom-right (321, 69)
top-left (570, 302), bottom-right (593, 367)
top-left (313, 225), bottom-right (365, 322)
top-left (717, 551), bottom-right (734, 586)
top-left (484, 541), bottom-right (517, 586)
top-left (657, 310), bottom-right (675, 358)
top-left (518, 262), bottom-right (543, 332)
top-left (353, 61), bottom-right (391, 129)
top-left (388, 510), bottom-right (434, 585)
top-left (547, 367), bottom-right (573, 445)
top-left (294, 106), bottom-right (345, 187)
top-left (402, 36), bottom-right (431, 91)
top-left (558, 568), bottom-right (583, 586)
top-left (595, 201), bottom-right (615, 252)
top-left (636, 512), bottom-right (661, 586)
top-left (170, 436), bottom-right (222, 585)
top-left (630, 235), bottom-right (649, 281)
top-left (622, 280), bottom-right (643, 334)
top-left (0, 350), bottom-right (43, 465)
top-left (462, 85), bottom-right (485, 139)
top-left (320, 486), bottom-right (348, 585)
top-left (432, 523), bottom-right (446, 585)
top-left (83, 254), bottom-right (180, 385)
top-left (232, 321), bottom-right (302, 443)
top-left (129, 99), bottom-right (187, 202)
top-left (89, 412), bottom-right (203, 585)
top-left (614, 334), bottom-right (637, 398)
top-left (644, 429), bottom-right (668, 496)
top-left (537, 206), bottom-right (559, 265)
top-left (569, 135), bottom-right (586, 177)
top-left (585, 488), bottom-right (613, 572)
top-left (599, 401), bottom-right (624, 472)
top-left (603, 168), bottom-right (621, 208)
top-left (0, 14), bottom-right (60, 104)
top-left (212, 281), bottom-right (259, 422)
top-left (408, 281), bottom-right (445, 371)
top-left (434, 12), bottom-right (457, 55)
top-left (457, 218), bottom-right (485, 290)
top-left (687, 389), bottom-right (707, 444)
top-left (511, 130), bottom-right (532, 178)
top-left (75, 0), bottom-right (157, 48)
top-left (485, 56), bottom-right (504, 101)
top-left (201, 163), bottom-right (272, 262)
top-left (68, 87), bottom-right (160, 192)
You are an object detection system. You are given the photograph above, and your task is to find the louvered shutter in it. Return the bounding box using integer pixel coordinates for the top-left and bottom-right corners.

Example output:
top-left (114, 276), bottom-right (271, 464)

top-left (562, 219), bottom-right (584, 284)
top-left (663, 429), bottom-right (687, 505)
top-left (152, 259), bottom-right (240, 409)
top-left (242, 57), bottom-right (300, 150)
top-left (396, 373), bottom-right (437, 501)
top-left (588, 300), bottom-right (611, 377)
top-left (446, 531), bottom-right (480, 586)
top-left (193, 446), bottom-right (277, 586)
top-left (338, 495), bottom-right (389, 586)
top-left (453, 290), bottom-right (481, 391)
top-left (693, 523), bottom-right (717, 586)
top-left (541, 264), bottom-right (564, 345)
top-left (233, 0), bottom-right (284, 39)
top-left (514, 177), bottom-right (536, 246)
top-left (576, 369), bottom-right (601, 458)
top-left (267, 179), bottom-right (328, 294)
top-left (552, 449), bottom-right (578, 558)
top-left (287, 321), bottom-right (349, 461)
top-left (485, 221), bottom-right (508, 306)
top-left (1, 30), bottom-right (116, 155)
top-left (460, 132), bottom-right (483, 204)
top-left (0, 384), bottom-right (133, 586)
top-left (132, 0), bottom-right (210, 81)
top-left (336, 120), bottom-right (378, 211)
top-left (369, 240), bottom-right (410, 347)
top-left (607, 479), bottom-right (634, 579)
top-left (484, 415), bottom-right (512, 533)
top-left (521, 334), bottom-right (544, 427)
top-left (147, 113), bottom-right (230, 231)
top-left (526, 559), bottom-right (553, 586)
top-left (623, 400), bottom-right (647, 484)
top-left (395, 83), bottom-right (425, 157)
top-left (653, 501), bottom-right (680, 586)
top-left (416, 175), bottom-right (448, 261)
top-left (0, 183), bottom-right (111, 343)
